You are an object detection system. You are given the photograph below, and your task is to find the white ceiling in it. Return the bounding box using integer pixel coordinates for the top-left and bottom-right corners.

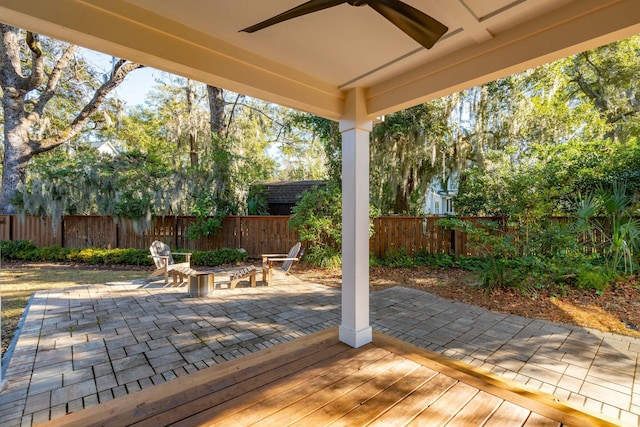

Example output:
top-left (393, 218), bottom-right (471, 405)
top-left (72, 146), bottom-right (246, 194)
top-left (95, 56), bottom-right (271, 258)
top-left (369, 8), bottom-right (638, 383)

top-left (0, 0), bottom-right (639, 120)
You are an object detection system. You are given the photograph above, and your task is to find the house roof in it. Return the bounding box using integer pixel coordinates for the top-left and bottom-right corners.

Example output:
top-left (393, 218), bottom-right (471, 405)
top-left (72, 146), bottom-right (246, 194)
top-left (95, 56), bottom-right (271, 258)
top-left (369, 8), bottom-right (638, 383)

top-left (90, 141), bottom-right (120, 156)
top-left (257, 180), bottom-right (326, 205)
top-left (1, 1), bottom-right (638, 121)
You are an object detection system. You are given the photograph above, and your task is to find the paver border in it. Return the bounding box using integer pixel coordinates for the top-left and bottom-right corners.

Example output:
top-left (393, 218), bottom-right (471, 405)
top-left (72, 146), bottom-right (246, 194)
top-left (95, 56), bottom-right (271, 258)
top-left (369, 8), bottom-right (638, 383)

top-left (2, 293), bottom-right (35, 378)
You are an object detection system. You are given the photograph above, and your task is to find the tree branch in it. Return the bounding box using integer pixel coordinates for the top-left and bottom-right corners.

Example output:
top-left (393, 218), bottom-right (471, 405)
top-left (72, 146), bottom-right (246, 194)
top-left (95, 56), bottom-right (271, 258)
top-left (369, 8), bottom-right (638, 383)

top-left (25, 31), bottom-right (45, 91)
top-left (571, 72), bottom-right (609, 114)
top-left (36, 61), bottom-right (145, 154)
top-left (0, 24), bottom-right (28, 90)
top-left (224, 94), bottom-right (243, 139)
top-left (30, 44), bottom-right (77, 117)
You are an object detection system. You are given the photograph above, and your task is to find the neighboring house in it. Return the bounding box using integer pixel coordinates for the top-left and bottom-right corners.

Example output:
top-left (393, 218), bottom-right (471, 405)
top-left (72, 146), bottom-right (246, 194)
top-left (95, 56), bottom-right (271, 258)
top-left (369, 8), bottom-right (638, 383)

top-left (90, 141), bottom-right (120, 156)
top-left (254, 180), bottom-right (326, 215)
top-left (424, 178), bottom-right (458, 216)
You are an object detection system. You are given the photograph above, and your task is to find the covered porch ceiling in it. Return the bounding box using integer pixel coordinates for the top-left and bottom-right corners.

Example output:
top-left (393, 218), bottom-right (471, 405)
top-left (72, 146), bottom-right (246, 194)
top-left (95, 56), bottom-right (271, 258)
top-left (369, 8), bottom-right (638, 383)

top-left (1, 0), bottom-right (639, 121)
top-left (1, 0), bottom-right (640, 351)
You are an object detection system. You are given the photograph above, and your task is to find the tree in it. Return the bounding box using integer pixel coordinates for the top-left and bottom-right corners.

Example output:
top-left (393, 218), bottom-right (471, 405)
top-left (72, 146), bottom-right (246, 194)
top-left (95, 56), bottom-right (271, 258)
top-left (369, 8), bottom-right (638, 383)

top-left (286, 114), bottom-right (341, 183)
top-left (564, 35), bottom-right (640, 141)
top-left (15, 144), bottom-right (179, 229)
top-left (454, 35), bottom-right (640, 217)
top-left (0, 24), bottom-right (142, 213)
top-left (371, 101), bottom-right (452, 214)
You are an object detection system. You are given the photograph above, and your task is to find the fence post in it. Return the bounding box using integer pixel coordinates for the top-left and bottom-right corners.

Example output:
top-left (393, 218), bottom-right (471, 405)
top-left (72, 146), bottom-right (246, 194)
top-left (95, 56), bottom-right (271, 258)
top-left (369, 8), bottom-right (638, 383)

top-left (236, 216), bottom-right (241, 249)
top-left (449, 230), bottom-right (458, 255)
top-left (174, 216), bottom-right (179, 249)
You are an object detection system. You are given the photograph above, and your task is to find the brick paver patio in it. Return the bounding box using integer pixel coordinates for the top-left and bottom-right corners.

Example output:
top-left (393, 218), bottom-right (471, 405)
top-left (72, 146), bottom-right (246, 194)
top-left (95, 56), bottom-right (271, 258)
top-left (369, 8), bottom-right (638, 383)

top-left (1, 273), bottom-right (639, 425)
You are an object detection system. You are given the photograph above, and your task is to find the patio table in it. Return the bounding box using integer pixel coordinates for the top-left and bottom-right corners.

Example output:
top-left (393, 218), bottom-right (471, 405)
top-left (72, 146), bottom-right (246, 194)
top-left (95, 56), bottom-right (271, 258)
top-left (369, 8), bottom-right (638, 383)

top-left (173, 265), bottom-right (257, 297)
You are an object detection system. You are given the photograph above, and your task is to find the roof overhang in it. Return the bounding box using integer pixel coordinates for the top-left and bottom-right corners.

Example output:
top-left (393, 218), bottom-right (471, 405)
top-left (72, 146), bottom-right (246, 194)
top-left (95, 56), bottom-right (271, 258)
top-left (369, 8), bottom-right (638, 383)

top-left (0, 0), bottom-right (638, 120)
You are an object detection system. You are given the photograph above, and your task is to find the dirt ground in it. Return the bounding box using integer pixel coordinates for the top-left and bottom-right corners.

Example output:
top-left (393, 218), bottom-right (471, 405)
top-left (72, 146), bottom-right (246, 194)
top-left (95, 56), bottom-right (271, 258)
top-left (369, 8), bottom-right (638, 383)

top-left (292, 263), bottom-right (640, 339)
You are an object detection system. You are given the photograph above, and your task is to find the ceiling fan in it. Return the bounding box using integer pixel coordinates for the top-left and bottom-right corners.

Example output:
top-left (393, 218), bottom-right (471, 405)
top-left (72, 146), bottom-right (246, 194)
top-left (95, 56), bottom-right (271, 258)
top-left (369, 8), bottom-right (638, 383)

top-left (240, 0), bottom-right (448, 50)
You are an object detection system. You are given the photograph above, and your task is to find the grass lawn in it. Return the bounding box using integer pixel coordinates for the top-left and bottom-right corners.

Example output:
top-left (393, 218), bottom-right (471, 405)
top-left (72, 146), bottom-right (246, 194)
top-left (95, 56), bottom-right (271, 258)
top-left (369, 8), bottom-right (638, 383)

top-left (1, 264), bottom-right (146, 357)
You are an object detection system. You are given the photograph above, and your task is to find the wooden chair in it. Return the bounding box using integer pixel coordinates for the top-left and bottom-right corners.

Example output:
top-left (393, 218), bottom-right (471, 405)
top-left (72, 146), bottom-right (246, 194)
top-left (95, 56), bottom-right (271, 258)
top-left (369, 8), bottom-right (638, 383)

top-left (148, 240), bottom-right (192, 286)
top-left (261, 242), bottom-right (301, 286)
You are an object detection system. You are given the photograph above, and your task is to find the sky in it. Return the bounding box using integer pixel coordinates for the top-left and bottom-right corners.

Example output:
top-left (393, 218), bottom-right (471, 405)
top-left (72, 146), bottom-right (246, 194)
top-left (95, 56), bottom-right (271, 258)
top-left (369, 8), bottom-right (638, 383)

top-left (80, 48), bottom-right (163, 107)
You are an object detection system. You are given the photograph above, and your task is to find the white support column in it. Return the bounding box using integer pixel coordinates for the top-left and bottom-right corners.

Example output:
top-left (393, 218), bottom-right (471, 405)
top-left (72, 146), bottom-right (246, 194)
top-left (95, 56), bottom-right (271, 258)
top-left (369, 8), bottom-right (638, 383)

top-left (339, 88), bottom-right (373, 348)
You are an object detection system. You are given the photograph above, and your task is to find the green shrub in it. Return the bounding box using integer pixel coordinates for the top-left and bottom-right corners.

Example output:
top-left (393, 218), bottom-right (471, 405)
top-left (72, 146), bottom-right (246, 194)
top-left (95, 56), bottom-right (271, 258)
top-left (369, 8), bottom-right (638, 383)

top-left (39, 245), bottom-right (69, 262)
top-left (0, 240), bottom-right (249, 268)
top-left (414, 252), bottom-right (455, 269)
top-left (377, 249), bottom-right (456, 269)
top-left (575, 265), bottom-right (615, 292)
top-left (185, 216), bottom-right (223, 240)
top-left (379, 248), bottom-right (416, 267)
top-left (289, 183), bottom-right (378, 268)
top-left (102, 248), bottom-right (152, 265)
top-left (476, 258), bottom-right (523, 290)
top-left (66, 248), bottom-right (106, 264)
top-left (1, 240), bottom-right (38, 260)
top-left (304, 246), bottom-right (341, 268)
top-left (191, 248), bottom-right (248, 267)
top-left (456, 256), bottom-right (487, 271)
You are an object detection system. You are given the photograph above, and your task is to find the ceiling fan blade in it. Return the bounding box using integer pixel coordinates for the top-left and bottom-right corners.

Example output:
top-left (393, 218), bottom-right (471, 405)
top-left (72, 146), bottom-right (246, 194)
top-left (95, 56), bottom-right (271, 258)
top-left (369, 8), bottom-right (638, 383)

top-left (367, 0), bottom-right (448, 49)
top-left (241, 0), bottom-right (347, 33)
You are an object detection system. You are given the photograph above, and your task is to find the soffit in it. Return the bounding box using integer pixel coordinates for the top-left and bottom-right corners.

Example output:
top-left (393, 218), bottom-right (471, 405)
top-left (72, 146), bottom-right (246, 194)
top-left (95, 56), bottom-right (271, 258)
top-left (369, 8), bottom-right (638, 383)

top-left (0, 0), bottom-right (638, 119)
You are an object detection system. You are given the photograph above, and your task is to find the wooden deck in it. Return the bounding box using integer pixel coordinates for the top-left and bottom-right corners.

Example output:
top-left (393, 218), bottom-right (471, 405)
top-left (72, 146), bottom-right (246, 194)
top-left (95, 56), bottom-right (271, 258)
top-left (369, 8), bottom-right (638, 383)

top-left (40, 327), bottom-right (622, 427)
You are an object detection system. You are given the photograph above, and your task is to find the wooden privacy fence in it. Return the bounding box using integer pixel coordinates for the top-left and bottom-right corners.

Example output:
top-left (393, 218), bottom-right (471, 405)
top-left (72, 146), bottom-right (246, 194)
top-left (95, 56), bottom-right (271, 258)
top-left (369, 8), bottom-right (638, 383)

top-left (0, 214), bottom-right (604, 259)
top-left (370, 216), bottom-right (499, 258)
top-left (0, 215), bottom-right (299, 259)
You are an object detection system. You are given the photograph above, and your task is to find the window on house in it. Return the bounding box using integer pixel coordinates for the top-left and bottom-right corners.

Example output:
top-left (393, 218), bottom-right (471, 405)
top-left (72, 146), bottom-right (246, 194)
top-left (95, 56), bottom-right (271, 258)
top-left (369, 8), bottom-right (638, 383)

top-left (434, 201), bottom-right (440, 213)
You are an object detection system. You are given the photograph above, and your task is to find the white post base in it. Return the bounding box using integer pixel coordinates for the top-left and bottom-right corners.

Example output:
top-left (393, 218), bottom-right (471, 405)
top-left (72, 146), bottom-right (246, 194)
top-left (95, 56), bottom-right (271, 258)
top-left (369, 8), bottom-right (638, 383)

top-left (0, 379), bottom-right (8, 393)
top-left (339, 325), bottom-right (372, 348)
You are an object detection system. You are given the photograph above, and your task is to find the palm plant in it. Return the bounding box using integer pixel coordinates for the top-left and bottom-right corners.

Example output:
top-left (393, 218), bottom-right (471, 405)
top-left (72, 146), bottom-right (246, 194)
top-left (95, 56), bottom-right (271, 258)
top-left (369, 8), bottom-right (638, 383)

top-left (579, 182), bottom-right (640, 275)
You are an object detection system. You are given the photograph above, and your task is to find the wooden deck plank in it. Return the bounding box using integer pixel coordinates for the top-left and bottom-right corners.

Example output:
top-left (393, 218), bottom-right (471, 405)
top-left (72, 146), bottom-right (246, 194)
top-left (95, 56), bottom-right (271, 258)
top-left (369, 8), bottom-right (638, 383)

top-left (291, 358), bottom-right (422, 426)
top-left (407, 382), bottom-right (479, 426)
top-left (257, 353), bottom-right (409, 426)
top-left (373, 332), bottom-right (624, 427)
top-left (135, 339), bottom-right (358, 427)
top-left (522, 412), bottom-right (562, 426)
top-left (367, 373), bottom-right (458, 427)
top-left (445, 390), bottom-right (503, 426)
top-left (484, 400), bottom-right (533, 426)
top-left (329, 365), bottom-right (439, 427)
top-left (177, 346), bottom-right (393, 426)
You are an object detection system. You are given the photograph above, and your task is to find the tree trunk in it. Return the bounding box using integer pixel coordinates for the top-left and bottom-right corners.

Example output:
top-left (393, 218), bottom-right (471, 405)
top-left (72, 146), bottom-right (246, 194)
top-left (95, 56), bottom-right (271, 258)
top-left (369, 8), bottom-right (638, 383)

top-left (207, 85), bottom-right (226, 137)
top-left (186, 79), bottom-right (198, 167)
top-left (1, 93), bottom-right (32, 213)
top-left (207, 85), bottom-right (229, 196)
top-left (393, 170), bottom-right (415, 213)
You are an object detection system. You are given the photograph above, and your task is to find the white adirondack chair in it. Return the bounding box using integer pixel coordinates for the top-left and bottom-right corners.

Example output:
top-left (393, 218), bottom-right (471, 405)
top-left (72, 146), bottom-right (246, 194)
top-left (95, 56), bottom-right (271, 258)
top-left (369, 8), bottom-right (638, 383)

top-left (261, 242), bottom-right (302, 286)
top-left (148, 240), bottom-right (192, 286)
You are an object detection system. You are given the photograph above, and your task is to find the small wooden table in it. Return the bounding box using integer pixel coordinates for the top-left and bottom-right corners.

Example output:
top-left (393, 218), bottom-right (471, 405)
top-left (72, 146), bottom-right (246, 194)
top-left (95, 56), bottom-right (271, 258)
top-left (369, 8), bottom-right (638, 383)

top-left (173, 266), bottom-right (257, 297)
